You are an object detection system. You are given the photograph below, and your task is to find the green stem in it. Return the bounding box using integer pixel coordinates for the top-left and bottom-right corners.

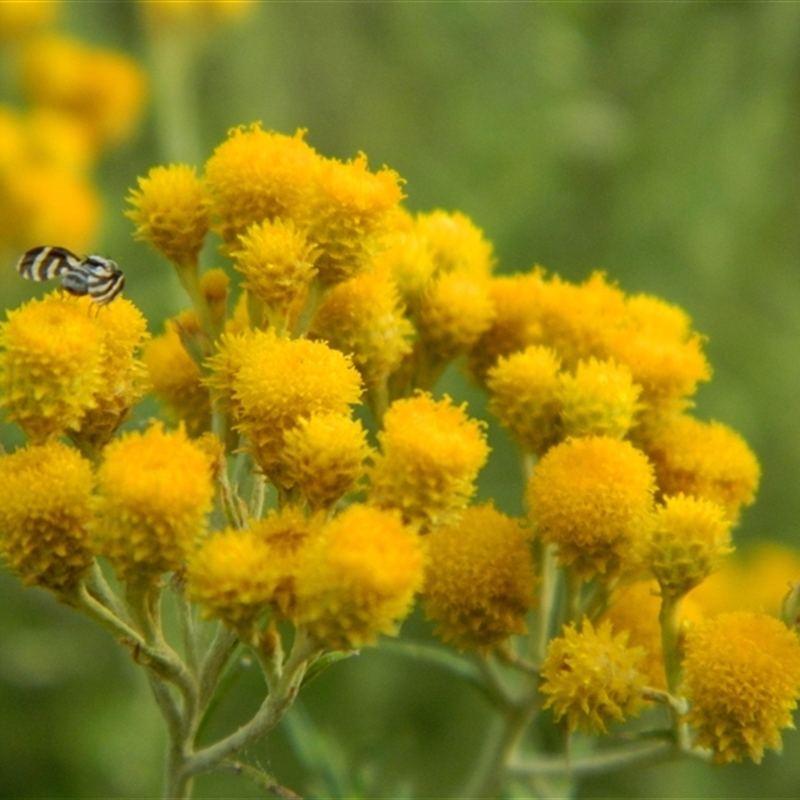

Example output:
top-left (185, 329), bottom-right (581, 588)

top-left (659, 591), bottom-right (689, 748)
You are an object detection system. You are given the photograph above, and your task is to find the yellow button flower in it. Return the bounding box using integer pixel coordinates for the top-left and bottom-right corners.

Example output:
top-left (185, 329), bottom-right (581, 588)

top-left (94, 424), bottom-right (214, 581)
top-left (370, 393), bottom-right (490, 530)
top-left (292, 504), bottom-right (424, 650)
top-left (540, 618), bottom-right (648, 734)
top-left (642, 414), bottom-right (760, 521)
top-left (0, 441), bottom-right (94, 593)
top-left (1, 293), bottom-right (103, 443)
top-left (126, 164), bottom-right (212, 269)
top-left (682, 612), bottom-right (800, 763)
top-left (423, 504), bottom-right (535, 652)
top-left (527, 436), bottom-right (655, 580)
top-left (487, 344), bottom-right (562, 456)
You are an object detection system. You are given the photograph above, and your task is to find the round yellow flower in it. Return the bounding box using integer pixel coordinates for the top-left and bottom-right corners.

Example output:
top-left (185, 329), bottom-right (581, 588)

top-left (649, 494), bottom-right (733, 598)
top-left (423, 504), bottom-right (535, 652)
top-left (126, 164), bottom-right (212, 268)
top-left (414, 210), bottom-right (495, 278)
top-left (370, 393), bottom-right (490, 530)
top-left (281, 413), bottom-right (371, 511)
top-left (641, 415), bottom-right (760, 521)
top-left (487, 345), bottom-right (562, 456)
top-left (292, 504), bottom-right (424, 650)
top-left (557, 357), bottom-right (641, 440)
top-left (225, 331), bottom-right (363, 478)
top-left (540, 619), bottom-right (648, 734)
top-left (94, 424), bottom-right (214, 581)
top-left (232, 218), bottom-right (318, 325)
top-left (309, 267), bottom-right (414, 390)
top-left (204, 124), bottom-right (320, 251)
top-left (0, 441), bottom-right (94, 593)
top-left (0, 293), bottom-right (103, 442)
top-left (682, 612), bottom-right (800, 763)
top-left (527, 436), bottom-right (655, 580)
top-left (187, 528), bottom-right (275, 632)
top-left (303, 153), bottom-right (404, 286)
top-left (416, 271), bottom-right (496, 363)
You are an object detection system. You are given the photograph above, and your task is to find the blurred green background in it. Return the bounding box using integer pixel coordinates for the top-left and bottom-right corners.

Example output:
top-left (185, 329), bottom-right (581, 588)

top-left (3, 1), bottom-right (800, 797)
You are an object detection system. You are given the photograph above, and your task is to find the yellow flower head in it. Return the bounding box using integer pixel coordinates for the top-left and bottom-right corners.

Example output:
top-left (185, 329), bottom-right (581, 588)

top-left (370, 393), bottom-right (490, 530)
top-left (642, 415), bottom-right (760, 520)
top-left (1, 293), bottom-right (103, 442)
top-left (94, 424), bottom-right (214, 581)
top-left (540, 618), bottom-right (648, 734)
top-left (375, 221), bottom-right (436, 315)
top-left (204, 124), bottom-right (320, 251)
top-left (232, 218), bottom-right (318, 325)
top-left (537, 272), bottom-right (627, 368)
top-left (281, 412), bottom-right (372, 511)
top-left (414, 210), bottom-right (495, 278)
top-left (21, 34), bottom-right (146, 148)
top-left (649, 494), bottom-right (733, 598)
top-left (468, 270), bottom-right (549, 384)
top-left (682, 612), bottom-right (800, 763)
top-left (606, 294), bottom-right (711, 422)
top-left (0, 441), bottom-right (94, 593)
top-left (309, 266), bottom-right (414, 389)
top-left (423, 504), bottom-right (535, 652)
top-left (143, 319), bottom-right (211, 436)
top-left (126, 164), bottom-right (212, 268)
top-left (292, 504), bottom-right (424, 650)
top-left (221, 331), bottom-right (363, 478)
top-left (527, 436), bottom-right (656, 580)
top-left (487, 345), bottom-right (562, 456)
top-left (557, 358), bottom-right (641, 440)
top-left (304, 153), bottom-right (405, 286)
top-left (187, 527), bottom-right (275, 632)
top-left (416, 271), bottom-right (496, 363)
top-left (602, 581), bottom-right (667, 690)
top-left (72, 298), bottom-right (150, 449)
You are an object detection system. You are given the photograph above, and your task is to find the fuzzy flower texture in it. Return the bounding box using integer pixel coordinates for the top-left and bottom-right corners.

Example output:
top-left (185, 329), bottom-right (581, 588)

top-left (2, 123), bottom-right (797, 765)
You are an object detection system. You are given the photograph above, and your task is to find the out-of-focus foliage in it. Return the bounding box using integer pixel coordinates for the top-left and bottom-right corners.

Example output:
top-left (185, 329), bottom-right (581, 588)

top-left (3, 3), bottom-right (800, 798)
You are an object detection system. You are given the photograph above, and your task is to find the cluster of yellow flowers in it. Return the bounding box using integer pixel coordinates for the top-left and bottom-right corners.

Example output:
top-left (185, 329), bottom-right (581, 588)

top-left (0, 1), bottom-right (146, 256)
top-left (2, 121), bottom-right (800, 785)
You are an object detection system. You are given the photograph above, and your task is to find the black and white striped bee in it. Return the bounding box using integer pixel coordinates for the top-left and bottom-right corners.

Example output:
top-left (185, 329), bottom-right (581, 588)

top-left (15, 245), bottom-right (125, 306)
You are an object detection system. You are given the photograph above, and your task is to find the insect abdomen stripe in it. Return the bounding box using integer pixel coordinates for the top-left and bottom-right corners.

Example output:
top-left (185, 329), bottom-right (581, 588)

top-left (15, 246), bottom-right (79, 281)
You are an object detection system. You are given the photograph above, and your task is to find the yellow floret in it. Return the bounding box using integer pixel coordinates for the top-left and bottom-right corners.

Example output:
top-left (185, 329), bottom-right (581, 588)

top-left (641, 414), bottom-right (760, 521)
top-left (126, 164), bottom-right (212, 268)
top-left (540, 619), bottom-right (648, 734)
top-left (0, 293), bottom-right (103, 443)
top-left (649, 494), bottom-right (733, 598)
top-left (423, 504), bottom-right (535, 652)
top-left (204, 124), bottom-right (320, 251)
top-left (309, 266), bottom-right (414, 390)
top-left (527, 436), bottom-right (655, 580)
top-left (292, 504), bottom-right (424, 650)
top-left (94, 424), bottom-right (214, 581)
top-left (414, 210), bottom-right (495, 278)
top-left (281, 413), bottom-right (372, 511)
top-left (557, 357), bottom-right (641, 440)
top-left (232, 218), bottom-right (318, 327)
top-left (682, 612), bottom-right (800, 763)
top-left (370, 393), bottom-right (490, 530)
top-left (0, 441), bottom-right (95, 593)
top-left (487, 345), bottom-right (562, 456)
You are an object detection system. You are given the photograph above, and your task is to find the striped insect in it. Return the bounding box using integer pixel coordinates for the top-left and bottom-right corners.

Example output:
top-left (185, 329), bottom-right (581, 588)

top-left (15, 245), bottom-right (125, 306)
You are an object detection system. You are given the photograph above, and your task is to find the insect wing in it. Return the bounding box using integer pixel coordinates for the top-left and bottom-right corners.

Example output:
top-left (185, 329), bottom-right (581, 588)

top-left (79, 256), bottom-right (125, 305)
top-left (15, 246), bottom-right (82, 282)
